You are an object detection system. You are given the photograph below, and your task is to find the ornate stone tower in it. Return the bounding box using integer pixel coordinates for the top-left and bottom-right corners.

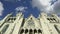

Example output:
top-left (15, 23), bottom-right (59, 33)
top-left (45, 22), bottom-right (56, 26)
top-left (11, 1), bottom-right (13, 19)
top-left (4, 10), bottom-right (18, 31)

top-left (0, 12), bottom-right (60, 34)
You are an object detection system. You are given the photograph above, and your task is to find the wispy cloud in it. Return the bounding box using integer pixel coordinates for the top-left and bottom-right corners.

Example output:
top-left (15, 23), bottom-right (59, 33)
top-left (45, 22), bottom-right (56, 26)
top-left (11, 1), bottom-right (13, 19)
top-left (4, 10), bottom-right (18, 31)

top-left (15, 6), bottom-right (28, 13)
top-left (0, 2), bottom-right (4, 16)
top-left (32, 0), bottom-right (52, 13)
top-left (53, 0), bottom-right (60, 15)
top-left (32, 0), bottom-right (60, 14)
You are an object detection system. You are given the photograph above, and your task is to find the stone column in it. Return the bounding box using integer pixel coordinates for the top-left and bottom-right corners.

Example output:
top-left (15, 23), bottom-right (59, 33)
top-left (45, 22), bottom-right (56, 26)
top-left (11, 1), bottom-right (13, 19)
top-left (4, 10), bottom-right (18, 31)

top-left (25, 29), bottom-right (28, 34)
top-left (22, 30), bottom-right (25, 34)
top-left (40, 18), bottom-right (51, 34)
top-left (36, 29), bottom-right (38, 34)
top-left (32, 29), bottom-right (34, 34)
top-left (4, 23), bottom-right (15, 34)
top-left (27, 29), bottom-right (29, 34)
top-left (38, 29), bottom-right (42, 34)
top-left (12, 17), bottom-right (23, 34)
top-left (48, 24), bottom-right (59, 34)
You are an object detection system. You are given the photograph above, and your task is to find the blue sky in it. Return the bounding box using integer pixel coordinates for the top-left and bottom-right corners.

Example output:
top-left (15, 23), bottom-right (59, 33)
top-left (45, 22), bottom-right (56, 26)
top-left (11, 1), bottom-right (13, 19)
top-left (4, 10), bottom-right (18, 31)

top-left (0, 0), bottom-right (40, 20)
top-left (0, 0), bottom-right (60, 20)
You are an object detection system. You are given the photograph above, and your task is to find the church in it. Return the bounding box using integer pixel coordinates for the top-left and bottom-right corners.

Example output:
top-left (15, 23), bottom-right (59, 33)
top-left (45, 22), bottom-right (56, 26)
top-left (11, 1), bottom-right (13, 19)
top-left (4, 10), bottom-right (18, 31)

top-left (0, 12), bottom-right (60, 34)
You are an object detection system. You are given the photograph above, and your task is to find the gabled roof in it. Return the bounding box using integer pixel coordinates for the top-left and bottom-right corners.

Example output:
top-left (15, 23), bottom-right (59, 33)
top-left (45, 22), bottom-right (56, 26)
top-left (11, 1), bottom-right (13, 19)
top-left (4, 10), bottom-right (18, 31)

top-left (22, 14), bottom-right (41, 29)
top-left (25, 14), bottom-right (37, 22)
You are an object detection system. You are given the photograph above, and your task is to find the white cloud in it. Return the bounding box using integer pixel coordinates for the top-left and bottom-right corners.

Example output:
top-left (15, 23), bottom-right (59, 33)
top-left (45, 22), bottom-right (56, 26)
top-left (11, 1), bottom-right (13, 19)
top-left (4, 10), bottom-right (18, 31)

top-left (0, 2), bottom-right (4, 16)
top-left (32, 0), bottom-right (58, 14)
top-left (39, 0), bottom-right (51, 6)
top-left (53, 0), bottom-right (60, 15)
top-left (15, 6), bottom-right (27, 13)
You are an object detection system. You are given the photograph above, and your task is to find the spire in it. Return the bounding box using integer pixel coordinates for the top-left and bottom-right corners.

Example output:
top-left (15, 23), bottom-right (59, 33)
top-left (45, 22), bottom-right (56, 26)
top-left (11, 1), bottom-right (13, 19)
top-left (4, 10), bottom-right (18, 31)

top-left (29, 14), bottom-right (35, 18)
top-left (16, 10), bottom-right (23, 16)
top-left (41, 12), bottom-right (47, 17)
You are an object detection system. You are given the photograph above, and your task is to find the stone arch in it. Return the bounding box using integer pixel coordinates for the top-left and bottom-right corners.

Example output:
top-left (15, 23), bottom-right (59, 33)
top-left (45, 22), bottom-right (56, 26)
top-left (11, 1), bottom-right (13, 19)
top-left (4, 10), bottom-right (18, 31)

top-left (20, 29), bottom-right (24, 34)
top-left (38, 29), bottom-right (42, 33)
top-left (29, 29), bottom-right (32, 34)
top-left (25, 29), bottom-right (28, 33)
top-left (34, 29), bottom-right (37, 33)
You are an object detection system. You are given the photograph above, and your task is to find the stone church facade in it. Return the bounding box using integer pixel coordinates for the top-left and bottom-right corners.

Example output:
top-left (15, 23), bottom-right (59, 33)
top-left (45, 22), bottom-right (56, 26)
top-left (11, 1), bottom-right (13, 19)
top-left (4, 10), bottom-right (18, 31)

top-left (0, 12), bottom-right (60, 34)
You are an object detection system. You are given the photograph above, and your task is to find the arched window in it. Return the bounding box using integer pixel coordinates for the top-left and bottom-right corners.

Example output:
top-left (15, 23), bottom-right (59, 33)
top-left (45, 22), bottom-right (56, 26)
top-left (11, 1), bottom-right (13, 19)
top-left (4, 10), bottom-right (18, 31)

top-left (2, 24), bottom-right (9, 33)
top-left (34, 29), bottom-right (37, 33)
top-left (25, 29), bottom-right (28, 33)
top-left (38, 29), bottom-right (42, 33)
top-left (20, 29), bottom-right (24, 34)
top-left (29, 29), bottom-right (32, 34)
